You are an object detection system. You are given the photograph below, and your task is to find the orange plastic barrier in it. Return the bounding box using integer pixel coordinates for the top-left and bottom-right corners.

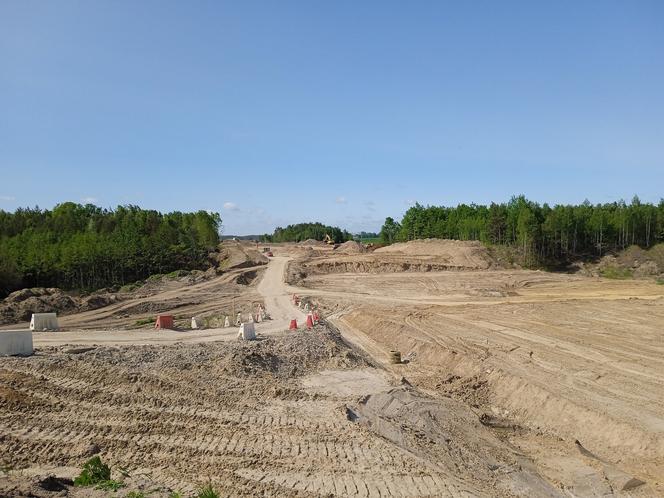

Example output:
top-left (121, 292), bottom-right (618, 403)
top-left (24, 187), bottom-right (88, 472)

top-left (306, 314), bottom-right (314, 329)
top-left (155, 315), bottom-right (174, 329)
top-left (289, 319), bottom-right (298, 330)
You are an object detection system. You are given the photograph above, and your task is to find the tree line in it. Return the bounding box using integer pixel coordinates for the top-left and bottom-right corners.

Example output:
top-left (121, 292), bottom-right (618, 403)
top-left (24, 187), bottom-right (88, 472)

top-left (380, 196), bottom-right (664, 264)
top-left (261, 222), bottom-right (352, 243)
top-left (0, 203), bottom-right (221, 297)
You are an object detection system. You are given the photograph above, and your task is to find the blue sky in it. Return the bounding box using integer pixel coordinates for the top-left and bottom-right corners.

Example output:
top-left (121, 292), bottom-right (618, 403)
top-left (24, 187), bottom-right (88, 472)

top-left (1, 1), bottom-right (663, 234)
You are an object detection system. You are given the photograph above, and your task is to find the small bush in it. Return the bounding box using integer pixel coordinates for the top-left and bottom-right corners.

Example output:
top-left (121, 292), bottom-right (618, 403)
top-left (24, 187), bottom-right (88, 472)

top-left (147, 273), bottom-right (165, 282)
top-left (166, 269), bottom-right (189, 279)
top-left (134, 317), bottom-right (154, 327)
top-left (119, 282), bottom-right (142, 293)
top-left (74, 456), bottom-right (111, 486)
top-left (656, 278), bottom-right (664, 285)
top-left (197, 483), bottom-right (220, 498)
top-left (600, 267), bottom-right (632, 279)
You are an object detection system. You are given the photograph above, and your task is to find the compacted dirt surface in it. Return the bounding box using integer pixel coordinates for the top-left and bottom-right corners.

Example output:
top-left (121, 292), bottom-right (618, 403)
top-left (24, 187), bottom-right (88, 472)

top-left (1, 240), bottom-right (664, 496)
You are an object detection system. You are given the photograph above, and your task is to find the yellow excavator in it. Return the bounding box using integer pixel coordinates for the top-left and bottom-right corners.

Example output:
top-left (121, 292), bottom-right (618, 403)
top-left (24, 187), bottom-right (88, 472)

top-left (323, 234), bottom-right (335, 245)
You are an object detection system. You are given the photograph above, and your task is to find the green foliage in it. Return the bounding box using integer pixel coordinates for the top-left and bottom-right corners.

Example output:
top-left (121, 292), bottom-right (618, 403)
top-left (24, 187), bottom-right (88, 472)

top-left (0, 203), bottom-right (221, 298)
top-left (125, 492), bottom-right (145, 498)
top-left (267, 222), bottom-right (351, 243)
top-left (600, 267), bottom-right (633, 279)
top-left (96, 480), bottom-right (126, 491)
top-left (380, 217), bottom-right (401, 244)
top-left (73, 456), bottom-right (111, 486)
top-left (168, 492), bottom-right (183, 498)
top-left (656, 278), bottom-right (664, 285)
top-left (134, 317), bottom-right (154, 327)
top-left (385, 196), bottom-right (664, 265)
top-left (196, 483), bottom-right (220, 498)
top-left (119, 282), bottom-right (142, 293)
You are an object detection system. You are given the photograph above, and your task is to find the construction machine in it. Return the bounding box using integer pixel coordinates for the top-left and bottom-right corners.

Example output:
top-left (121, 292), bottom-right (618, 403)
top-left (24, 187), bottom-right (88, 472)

top-left (323, 234), bottom-right (335, 245)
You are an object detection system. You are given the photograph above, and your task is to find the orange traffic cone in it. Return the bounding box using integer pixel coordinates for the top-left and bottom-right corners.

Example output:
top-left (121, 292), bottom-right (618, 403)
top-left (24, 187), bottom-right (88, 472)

top-left (306, 314), bottom-right (314, 329)
top-left (289, 319), bottom-right (298, 330)
top-left (313, 311), bottom-right (320, 323)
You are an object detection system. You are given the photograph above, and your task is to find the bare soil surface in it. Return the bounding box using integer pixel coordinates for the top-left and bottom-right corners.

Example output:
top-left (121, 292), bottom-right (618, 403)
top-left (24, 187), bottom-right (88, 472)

top-left (290, 241), bottom-right (664, 496)
top-left (2, 240), bottom-right (663, 496)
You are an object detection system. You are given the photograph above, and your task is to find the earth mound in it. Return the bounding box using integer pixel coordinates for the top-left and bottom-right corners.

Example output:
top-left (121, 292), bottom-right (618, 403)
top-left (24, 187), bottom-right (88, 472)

top-left (298, 238), bottom-right (325, 246)
top-left (0, 288), bottom-right (118, 325)
top-left (376, 238), bottom-right (494, 269)
top-left (335, 240), bottom-right (367, 254)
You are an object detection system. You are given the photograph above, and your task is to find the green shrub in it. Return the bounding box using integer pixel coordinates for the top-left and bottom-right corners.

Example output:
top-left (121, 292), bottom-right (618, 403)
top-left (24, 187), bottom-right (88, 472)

top-left (134, 317), bottom-right (154, 327)
top-left (656, 278), bottom-right (664, 285)
top-left (74, 456), bottom-right (111, 486)
top-left (197, 483), bottom-right (220, 498)
top-left (166, 269), bottom-right (189, 279)
top-left (125, 492), bottom-right (145, 498)
top-left (600, 267), bottom-right (633, 279)
top-left (119, 282), bottom-right (142, 293)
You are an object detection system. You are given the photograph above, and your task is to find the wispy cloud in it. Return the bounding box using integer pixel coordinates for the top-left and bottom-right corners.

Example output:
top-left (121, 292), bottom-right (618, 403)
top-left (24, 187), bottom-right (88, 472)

top-left (0, 195), bottom-right (15, 202)
top-left (223, 201), bottom-right (240, 211)
top-left (81, 196), bottom-right (98, 204)
top-left (335, 196), bottom-right (347, 204)
top-left (364, 200), bottom-right (376, 212)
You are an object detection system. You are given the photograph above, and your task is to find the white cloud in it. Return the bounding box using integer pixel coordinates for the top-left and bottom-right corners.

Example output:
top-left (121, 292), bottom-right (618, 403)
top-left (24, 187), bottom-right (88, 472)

top-left (81, 196), bottom-right (98, 204)
top-left (335, 196), bottom-right (347, 204)
top-left (0, 195), bottom-right (15, 201)
top-left (223, 201), bottom-right (240, 211)
top-left (364, 200), bottom-right (376, 211)
top-left (405, 199), bottom-right (416, 206)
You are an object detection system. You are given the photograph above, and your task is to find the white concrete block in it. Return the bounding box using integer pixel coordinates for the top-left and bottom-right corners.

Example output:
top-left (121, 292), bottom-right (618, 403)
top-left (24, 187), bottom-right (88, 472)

top-left (237, 322), bottom-right (256, 341)
top-left (0, 330), bottom-right (33, 356)
top-left (30, 313), bottom-right (59, 331)
top-left (191, 316), bottom-right (202, 329)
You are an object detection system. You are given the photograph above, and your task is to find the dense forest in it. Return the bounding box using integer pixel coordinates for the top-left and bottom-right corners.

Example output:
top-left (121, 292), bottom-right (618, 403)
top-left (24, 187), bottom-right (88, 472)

top-left (380, 196), bottom-right (664, 264)
top-left (261, 223), bottom-right (352, 243)
top-left (0, 203), bottom-right (221, 297)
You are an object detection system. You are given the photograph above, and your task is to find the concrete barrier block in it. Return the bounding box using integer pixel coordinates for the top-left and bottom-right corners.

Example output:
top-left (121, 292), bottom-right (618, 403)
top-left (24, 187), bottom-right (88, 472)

top-left (0, 330), bottom-right (33, 356)
top-left (30, 313), bottom-right (59, 331)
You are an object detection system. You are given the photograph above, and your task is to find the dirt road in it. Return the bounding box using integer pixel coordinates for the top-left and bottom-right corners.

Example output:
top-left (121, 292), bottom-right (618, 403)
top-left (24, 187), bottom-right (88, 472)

top-left (7, 256), bottom-right (304, 347)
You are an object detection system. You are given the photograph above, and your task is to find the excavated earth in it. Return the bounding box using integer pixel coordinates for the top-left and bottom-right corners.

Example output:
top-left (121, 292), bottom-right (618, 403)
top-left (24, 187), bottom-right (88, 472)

top-left (288, 240), bottom-right (664, 497)
top-left (2, 326), bottom-right (563, 497)
top-left (2, 240), bottom-right (664, 497)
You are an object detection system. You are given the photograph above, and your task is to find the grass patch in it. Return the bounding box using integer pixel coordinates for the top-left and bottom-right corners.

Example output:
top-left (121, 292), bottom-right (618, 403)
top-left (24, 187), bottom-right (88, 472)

top-left (600, 267), bottom-right (633, 279)
top-left (146, 273), bottom-right (165, 282)
top-left (73, 456), bottom-right (125, 492)
top-left (74, 456), bottom-right (111, 486)
top-left (125, 492), bottom-right (145, 498)
top-left (96, 480), bottom-right (126, 491)
top-left (134, 317), bottom-right (154, 327)
top-left (196, 483), bottom-right (219, 498)
top-left (358, 237), bottom-right (381, 244)
top-left (166, 269), bottom-right (190, 279)
top-left (119, 282), bottom-right (142, 293)
top-left (656, 278), bottom-right (664, 285)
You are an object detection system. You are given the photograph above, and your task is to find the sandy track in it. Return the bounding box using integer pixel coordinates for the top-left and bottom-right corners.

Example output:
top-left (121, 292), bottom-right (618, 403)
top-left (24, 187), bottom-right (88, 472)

top-left (5, 256), bottom-right (304, 347)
